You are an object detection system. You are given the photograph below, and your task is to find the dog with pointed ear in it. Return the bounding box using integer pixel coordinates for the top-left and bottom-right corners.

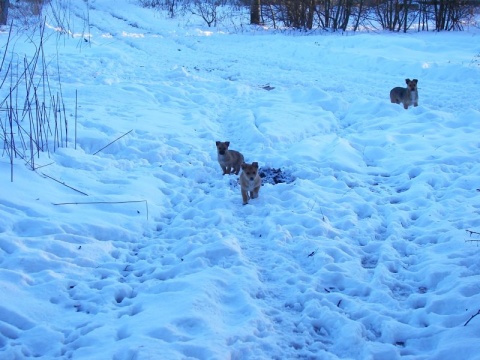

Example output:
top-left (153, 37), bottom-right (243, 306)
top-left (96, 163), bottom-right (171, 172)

top-left (239, 162), bottom-right (262, 205)
top-left (216, 141), bottom-right (244, 175)
top-left (390, 78), bottom-right (419, 109)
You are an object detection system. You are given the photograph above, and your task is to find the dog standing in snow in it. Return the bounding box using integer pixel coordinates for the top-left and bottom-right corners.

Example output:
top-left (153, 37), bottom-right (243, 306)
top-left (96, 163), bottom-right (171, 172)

top-left (216, 141), bottom-right (244, 175)
top-left (239, 162), bottom-right (262, 205)
top-left (390, 78), bottom-right (419, 109)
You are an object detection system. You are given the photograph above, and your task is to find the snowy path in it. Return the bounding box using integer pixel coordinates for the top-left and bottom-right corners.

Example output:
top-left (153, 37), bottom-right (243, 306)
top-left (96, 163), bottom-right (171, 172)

top-left (55, 19), bottom-right (480, 357)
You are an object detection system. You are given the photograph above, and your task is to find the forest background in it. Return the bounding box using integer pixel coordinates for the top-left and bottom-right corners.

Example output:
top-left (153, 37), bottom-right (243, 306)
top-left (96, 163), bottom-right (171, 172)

top-left (1, 0), bottom-right (479, 32)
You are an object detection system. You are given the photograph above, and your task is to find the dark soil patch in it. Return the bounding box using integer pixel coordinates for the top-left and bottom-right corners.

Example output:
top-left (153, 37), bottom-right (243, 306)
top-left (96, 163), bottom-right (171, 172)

top-left (259, 167), bottom-right (296, 185)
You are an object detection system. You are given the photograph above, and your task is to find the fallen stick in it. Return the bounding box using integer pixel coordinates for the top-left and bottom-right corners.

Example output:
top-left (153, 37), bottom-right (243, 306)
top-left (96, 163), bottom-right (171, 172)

top-left (466, 229), bottom-right (480, 237)
top-left (52, 200), bottom-right (149, 220)
top-left (41, 172), bottom-right (88, 196)
top-left (93, 129), bottom-right (133, 155)
top-left (464, 309), bottom-right (480, 326)
top-left (34, 161), bottom-right (55, 170)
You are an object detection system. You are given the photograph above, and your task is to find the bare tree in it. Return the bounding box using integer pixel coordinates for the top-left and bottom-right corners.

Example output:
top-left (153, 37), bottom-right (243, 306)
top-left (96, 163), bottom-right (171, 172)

top-left (372, 0), bottom-right (415, 32)
top-left (432, 0), bottom-right (470, 30)
top-left (190, 0), bottom-right (227, 27)
top-left (278, 0), bottom-right (316, 29)
top-left (351, 0), bottom-right (368, 31)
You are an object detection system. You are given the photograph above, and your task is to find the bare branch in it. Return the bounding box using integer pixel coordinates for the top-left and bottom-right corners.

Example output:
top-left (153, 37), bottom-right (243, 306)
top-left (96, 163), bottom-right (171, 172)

top-left (464, 309), bottom-right (480, 326)
top-left (53, 200), bottom-right (149, 220)
top-left (92, 129), bottom-right (133, 155)
top-left (40, 172), bottom-right (88, 196)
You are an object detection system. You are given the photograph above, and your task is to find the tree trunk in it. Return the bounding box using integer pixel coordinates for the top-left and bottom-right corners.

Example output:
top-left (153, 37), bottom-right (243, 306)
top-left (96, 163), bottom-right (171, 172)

top-left (0, 0), bottom-right (9, 25)
top-left (250, 0), bottom-right (261, 25)
top-left (306, 0), bottom-right (315, 29)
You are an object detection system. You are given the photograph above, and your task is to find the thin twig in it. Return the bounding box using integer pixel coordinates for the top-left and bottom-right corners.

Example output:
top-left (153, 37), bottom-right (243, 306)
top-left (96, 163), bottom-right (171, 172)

top-left (93, 129), bottom-right (133, 155)
top-left (464, 309), bottom-right (480, 326)
top-left (53, 200), bottom-right (149, 220)
top-left (33, 161), bottom-right (55, 170)
top-left (465, 230), bottom-right (480, 245)
top-left (40, 172), bottom-right (88, 196)
top-left (75, 89), bottom-right (77, 149)
top-left (308, 248), bottom-right (319, 257)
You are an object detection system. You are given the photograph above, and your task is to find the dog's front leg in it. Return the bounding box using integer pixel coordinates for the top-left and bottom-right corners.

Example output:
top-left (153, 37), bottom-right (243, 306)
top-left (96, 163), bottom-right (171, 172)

top-left (242, 190), bottom-right (249, 205)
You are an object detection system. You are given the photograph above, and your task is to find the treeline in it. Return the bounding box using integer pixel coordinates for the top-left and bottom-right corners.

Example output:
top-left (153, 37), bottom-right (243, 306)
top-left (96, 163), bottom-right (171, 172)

top-left (249, 0), bottom-right (479, 31)
top-left (142, 0), bottom-right (478, 31)
top-left (2, 0), bottom-right (478, 31)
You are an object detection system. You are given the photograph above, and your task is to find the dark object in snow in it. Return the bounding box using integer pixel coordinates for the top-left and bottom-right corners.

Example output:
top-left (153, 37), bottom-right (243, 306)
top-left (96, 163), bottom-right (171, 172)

top-left (258, 167), bottom-right (295, 185)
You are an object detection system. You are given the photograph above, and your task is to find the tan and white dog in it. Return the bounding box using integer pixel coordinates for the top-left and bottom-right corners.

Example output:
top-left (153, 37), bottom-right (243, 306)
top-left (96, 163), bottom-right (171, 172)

top-left (239, 162), bottom-right (262, 205)
top-left (390, 78), bottom-right (419, 109)
top-left (216, 141), bottom-right (244, 175)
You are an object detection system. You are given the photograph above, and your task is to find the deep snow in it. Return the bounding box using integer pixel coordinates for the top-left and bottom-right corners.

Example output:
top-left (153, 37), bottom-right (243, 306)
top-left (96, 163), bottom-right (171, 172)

top-left (1, 1), bottom-right (480, 359)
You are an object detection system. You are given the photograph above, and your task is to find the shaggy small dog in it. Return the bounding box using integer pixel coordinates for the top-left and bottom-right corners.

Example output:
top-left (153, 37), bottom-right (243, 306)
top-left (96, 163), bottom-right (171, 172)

top-left (216, 141), bottom-right (244, 175)
top-left (390, 78), bottom-right (419, 109)
top-left (239, 162), bottom-right (262, 205)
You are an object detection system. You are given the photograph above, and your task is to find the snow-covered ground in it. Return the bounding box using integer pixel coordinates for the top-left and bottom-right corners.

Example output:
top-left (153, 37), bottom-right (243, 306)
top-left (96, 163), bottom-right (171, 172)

top-left (1, 1), bottom-right (480, 359)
